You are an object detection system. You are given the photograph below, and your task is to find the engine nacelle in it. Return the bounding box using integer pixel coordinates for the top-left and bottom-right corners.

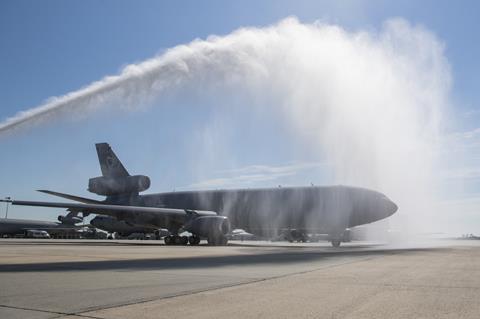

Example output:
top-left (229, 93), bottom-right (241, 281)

top-left (58, 215), bottom-right (83, 225)
top-left (184, 216), bottom-right (230, 239)
top-left (88, 175), bottom-right (151, 196)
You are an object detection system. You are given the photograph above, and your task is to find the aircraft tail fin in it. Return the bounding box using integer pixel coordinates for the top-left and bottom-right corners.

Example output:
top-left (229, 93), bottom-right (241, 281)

top-left (95, 143), bottom-right (130, 178)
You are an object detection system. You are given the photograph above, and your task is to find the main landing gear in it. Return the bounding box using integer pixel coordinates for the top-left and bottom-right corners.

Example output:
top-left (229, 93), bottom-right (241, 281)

top-left (163, 234), bottom-right (228, 246)
top-left (164, 235), bottom-right (200, 246)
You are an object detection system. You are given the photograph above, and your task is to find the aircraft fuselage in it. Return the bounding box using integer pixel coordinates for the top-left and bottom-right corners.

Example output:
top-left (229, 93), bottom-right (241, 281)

top-left (108, 185), bottom-right (397, 238)
top-left (0, 218), bottom-right (64, 235)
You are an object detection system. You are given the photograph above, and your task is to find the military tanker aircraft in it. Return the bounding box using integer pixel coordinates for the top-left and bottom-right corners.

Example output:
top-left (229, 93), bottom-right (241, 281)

top-left (1, 143), bottom-right (398, 246)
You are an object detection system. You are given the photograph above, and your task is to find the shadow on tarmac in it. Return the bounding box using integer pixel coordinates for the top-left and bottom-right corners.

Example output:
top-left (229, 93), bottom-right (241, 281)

top-left (0, 246), bottom-right (443, 273)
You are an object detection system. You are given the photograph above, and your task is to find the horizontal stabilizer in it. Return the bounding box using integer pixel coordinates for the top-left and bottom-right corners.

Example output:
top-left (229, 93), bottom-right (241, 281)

top-left (38, 190), bottom-right (103, 204)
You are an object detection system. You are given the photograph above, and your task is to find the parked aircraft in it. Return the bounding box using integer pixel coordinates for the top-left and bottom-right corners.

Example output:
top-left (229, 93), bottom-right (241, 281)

top-left (0, 212), bottom-right (83, 238)
top-left (1, 143), bottom-right (397, 246)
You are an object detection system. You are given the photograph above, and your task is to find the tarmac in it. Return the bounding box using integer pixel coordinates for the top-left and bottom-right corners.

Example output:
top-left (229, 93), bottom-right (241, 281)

top-left (0, 239), bottom-right (479, 319)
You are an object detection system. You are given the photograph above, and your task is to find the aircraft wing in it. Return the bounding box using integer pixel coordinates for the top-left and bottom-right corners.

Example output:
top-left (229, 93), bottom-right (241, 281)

top-left (1, 199), bottom-right (217, 219)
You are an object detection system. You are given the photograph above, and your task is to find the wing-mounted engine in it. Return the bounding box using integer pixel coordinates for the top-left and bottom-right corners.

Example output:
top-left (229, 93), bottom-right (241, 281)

top-left (184, 216), bottom-right (231, 245)
top-left (88, 175), bottom-right (151, 196)
top-left (58, 212), bottom-right (83, 225)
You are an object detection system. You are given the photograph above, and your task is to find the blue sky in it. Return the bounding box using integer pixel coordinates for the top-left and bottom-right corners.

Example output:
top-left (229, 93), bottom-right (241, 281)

top-left (0, 0), bottom-right (479, 233)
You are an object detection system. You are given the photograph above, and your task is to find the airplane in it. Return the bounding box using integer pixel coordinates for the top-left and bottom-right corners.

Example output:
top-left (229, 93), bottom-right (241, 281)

top-left (90, 215), bottom-right (169, 239)
top-left (0, 143), bottom-right (398, 247)
top-left (0, 212), bottom-right (83, 238)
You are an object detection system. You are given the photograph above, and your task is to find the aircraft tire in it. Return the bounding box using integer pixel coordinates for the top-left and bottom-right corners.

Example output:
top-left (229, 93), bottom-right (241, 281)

top-left (164, 236), bottom-right (173, 245)
top-left (331, 240), bottom-right (341, 247)
top-left (173, 236), bottom-right (183, 245)
top-left (181, 236), bottom-right (188, 245)
top-left (189, 236), bottom-right (200, 245)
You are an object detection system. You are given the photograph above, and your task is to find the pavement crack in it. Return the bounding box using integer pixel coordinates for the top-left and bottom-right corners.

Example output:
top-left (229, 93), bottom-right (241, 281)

top-left (0, 304), bottom-right (71, 316)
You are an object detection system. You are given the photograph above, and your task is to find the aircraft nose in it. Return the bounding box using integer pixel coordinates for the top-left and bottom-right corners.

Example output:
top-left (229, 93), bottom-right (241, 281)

top-left (384, 197), bottom-right (398, 217)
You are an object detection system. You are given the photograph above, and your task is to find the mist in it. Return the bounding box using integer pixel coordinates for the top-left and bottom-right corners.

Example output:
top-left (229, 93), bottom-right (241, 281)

top-left (0, 17), bottom-right (451, 237)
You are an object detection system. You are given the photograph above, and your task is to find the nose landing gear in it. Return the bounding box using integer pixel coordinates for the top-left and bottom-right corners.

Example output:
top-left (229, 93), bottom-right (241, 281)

top-left (331, 240), bottom-right (341, 247)
top-left (329, 229), bottom-right (350, 247)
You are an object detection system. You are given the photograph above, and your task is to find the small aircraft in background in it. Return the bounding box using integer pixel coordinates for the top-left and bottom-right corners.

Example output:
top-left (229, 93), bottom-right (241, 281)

top-left (0, 211), bottom-right (83, 238)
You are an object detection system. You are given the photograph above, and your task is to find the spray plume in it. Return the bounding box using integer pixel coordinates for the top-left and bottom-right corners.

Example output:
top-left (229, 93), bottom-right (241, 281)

top-left (0, 17), bottom-right (451, 235)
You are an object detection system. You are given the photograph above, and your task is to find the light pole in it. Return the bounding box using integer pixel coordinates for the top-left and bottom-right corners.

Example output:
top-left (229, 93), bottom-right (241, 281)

top-left (4, 197), bottom-right (10, 219)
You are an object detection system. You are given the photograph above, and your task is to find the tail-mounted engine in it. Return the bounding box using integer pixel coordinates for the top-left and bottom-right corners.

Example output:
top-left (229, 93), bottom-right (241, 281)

top-left (88, 175), bottom-right (151, 196)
